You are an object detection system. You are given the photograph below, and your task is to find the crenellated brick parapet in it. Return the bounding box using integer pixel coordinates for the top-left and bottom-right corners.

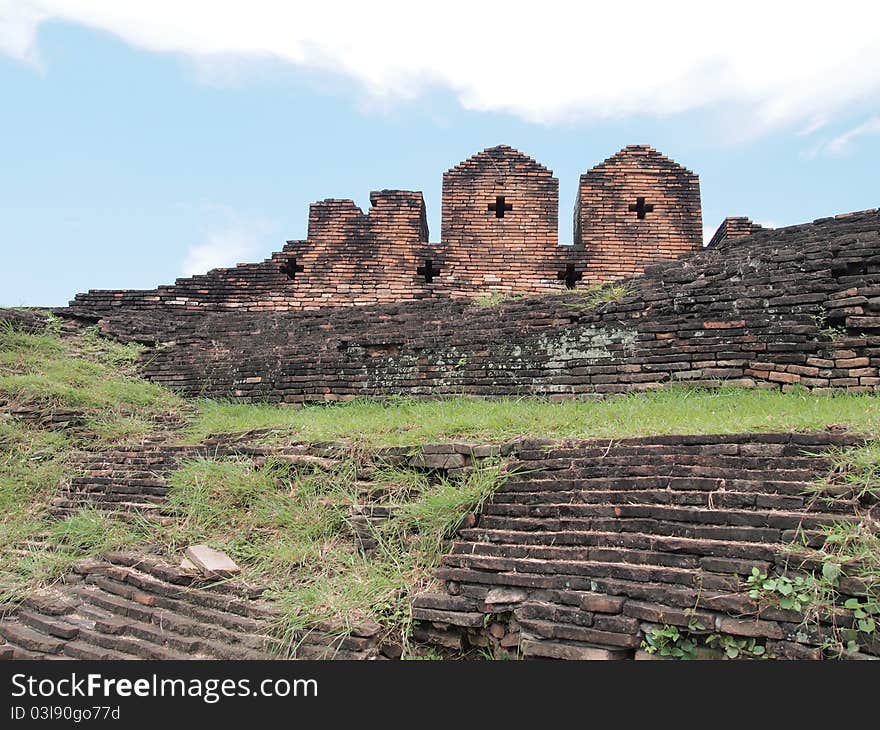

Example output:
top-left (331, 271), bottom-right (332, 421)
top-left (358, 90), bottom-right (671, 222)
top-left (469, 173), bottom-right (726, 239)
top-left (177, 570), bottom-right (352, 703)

top-left (67, 144), bottom-right (709, 316)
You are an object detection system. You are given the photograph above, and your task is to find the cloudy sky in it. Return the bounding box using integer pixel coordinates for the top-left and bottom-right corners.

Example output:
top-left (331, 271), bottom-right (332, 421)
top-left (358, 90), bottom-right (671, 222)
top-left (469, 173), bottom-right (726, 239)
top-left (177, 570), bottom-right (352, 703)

top-left (2, 1), bottom-right (880, 305)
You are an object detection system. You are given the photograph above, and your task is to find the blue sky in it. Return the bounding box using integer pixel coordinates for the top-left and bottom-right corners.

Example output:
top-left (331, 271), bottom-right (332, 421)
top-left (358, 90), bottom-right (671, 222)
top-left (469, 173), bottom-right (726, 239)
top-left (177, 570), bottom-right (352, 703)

top-left (2, 4), bottom-right (880, 306)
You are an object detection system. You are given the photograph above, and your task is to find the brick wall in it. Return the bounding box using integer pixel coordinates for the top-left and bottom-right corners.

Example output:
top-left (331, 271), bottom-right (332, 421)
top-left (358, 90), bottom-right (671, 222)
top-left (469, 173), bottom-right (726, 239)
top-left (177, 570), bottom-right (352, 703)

top-left (436, 145), bottom-right (563, 295)
top-left (707, 216), bottom-right (765, 249)
top-left (55, 208), bottom-right (880, 401)
top-left (67, 144), bottom-right (705, 316)
top-left (573, 145), bottom-right (703, 284)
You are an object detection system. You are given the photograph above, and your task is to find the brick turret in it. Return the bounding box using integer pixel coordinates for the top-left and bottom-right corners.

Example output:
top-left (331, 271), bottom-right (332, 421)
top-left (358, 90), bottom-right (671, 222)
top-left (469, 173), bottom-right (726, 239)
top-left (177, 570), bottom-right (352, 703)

top-left (574, 145), bottom-right (703, 283)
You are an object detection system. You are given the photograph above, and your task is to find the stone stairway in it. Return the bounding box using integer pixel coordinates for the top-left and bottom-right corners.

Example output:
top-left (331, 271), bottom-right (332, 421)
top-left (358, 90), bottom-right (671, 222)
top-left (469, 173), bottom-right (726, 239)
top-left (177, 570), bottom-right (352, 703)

top-left (0, 552), bottom-right (276, 660)
top-left (0, 552), bottom-right (386, 660)
top-left (412, 432), bottom-right (872, 659)
top-left (49, 434), bottom-right (349, 518)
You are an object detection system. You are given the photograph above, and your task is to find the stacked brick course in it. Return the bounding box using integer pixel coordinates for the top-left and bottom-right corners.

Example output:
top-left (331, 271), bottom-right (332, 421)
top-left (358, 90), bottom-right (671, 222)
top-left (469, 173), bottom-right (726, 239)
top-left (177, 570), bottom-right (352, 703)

top-left (66, 144), bottom-right (705, 316)
top-left (0, 552), bottom-right (386, 660)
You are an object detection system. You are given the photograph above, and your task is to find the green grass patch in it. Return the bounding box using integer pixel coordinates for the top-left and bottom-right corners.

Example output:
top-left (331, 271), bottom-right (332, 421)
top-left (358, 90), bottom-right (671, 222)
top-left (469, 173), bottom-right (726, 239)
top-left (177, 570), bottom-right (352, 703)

top-left (188, 388), bottom-right (880, 447)
top-left (149, 456), bottom-right (505, 656)
top-left (0, 315), bottom-right (186, 605)
top-left (0, 320), bottom-right (181, 427)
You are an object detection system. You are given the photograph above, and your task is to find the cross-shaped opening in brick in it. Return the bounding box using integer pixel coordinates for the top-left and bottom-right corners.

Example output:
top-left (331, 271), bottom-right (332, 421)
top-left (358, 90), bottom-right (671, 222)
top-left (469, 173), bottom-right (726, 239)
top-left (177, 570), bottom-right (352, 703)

top-left (280, 257), bottom-right (304, 280)
top-left (557, 263), bottom-right (583, 290)
top-left (488, 196), bottom-right (513, 218)
top-left (417, 258), bottom-right (441, 283)
top-left (628, 197), bottom-right (654, 219)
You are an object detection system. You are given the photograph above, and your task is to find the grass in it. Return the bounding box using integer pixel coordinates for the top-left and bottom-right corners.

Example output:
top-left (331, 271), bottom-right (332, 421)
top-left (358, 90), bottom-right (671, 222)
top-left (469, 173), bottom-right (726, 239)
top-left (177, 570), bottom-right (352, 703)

top-left (0, 320), bottom-right (182, 431)
top-left (0, 317), bottom-right (185, 606)
top-left (188, 388), bottom-right (880, 447)
top-left (146, 456), bottom-right (505, 655)
top-left (473, 281), bottom-right (633, 309)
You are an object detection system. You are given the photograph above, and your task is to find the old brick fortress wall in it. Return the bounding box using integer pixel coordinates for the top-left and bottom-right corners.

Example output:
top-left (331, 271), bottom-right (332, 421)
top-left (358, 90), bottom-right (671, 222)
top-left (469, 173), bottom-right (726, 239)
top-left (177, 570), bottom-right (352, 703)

top-left (70, 208), bottom-right (880, 401)
top-left (67, 144), bottom-right (705, 316)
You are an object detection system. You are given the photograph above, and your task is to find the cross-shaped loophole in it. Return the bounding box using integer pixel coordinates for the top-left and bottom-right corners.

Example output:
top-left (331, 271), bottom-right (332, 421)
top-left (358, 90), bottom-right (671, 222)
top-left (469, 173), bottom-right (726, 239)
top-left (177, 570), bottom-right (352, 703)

top-left (488, 196), bottom-right (513, 218)
top-left (417, 258), bottom-right (441, 283)
top-left (280, 257), bottom-right (304, 280)
top-left (628, 197), bottom-right (654, 219)
top-left (557, 263), bottom-right (583, 289)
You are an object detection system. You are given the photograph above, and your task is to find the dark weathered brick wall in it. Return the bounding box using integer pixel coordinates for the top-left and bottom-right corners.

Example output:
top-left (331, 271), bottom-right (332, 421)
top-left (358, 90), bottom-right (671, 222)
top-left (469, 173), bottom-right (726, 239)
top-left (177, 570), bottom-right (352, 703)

top-left (59, 208), bottom-right (880, 401)
top-left (66, 144), bottom-right (705, 315)
top-left (573, 145), bottom-right (703, 284)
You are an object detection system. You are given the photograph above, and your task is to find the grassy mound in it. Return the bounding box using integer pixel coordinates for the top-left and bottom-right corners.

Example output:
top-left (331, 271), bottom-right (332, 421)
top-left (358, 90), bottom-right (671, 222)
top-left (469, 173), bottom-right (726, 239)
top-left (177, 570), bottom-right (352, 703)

top-left (3, 312), bottom-right (880, 655)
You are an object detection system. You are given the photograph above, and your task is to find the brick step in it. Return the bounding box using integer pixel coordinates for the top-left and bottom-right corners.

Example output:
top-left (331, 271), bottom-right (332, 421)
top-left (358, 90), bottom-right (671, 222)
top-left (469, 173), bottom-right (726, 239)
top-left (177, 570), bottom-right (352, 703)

top-left (58, 491), bottom-right (167, 504)
top-left (488, 488), bottom-right (854, 512)
top-left (490, 489), bottom-right (801, 508)
top-left (474, 514), bottom-right (822, 544)
top-left (71, 474), bottom-right (169, 486)
top-left (71, 621), bottom-right (195, 660)
top-left (68, 481), bottom-right (169, 495)
top-left (99, 552), bottom-right (265, 600)
top-left (75, 600), bottom-right (271, 655)
top-left (456, 528), bottom-right (780, 561)
top-left (479, 502), bottom-right (851, 530)
top-left (516, 441), bottom-right (841, 460)
top-left (517, 599), bottom-right (640, 634)
top-left (50, 495), bottom-right (164, 508)
top-left (17, 609), bottom-right (82, 640)
top-left (0, 621), bottom-right (66, 655)
top-left (448, 541), bottom-right (769, 576)
top-left (82, 604), bottom-right (268, 659)
top-left (516, 615), bottom-right (642, 649)
top-left (500, 476), bottom-right (818, 495)
top-left (511, 455), bottom-right (826, 473)
top-left (440, 553), bottom-right (741, 591)
top-left (62, 587), bottom-right (274, 659)
top-left (435, 565), bottom-right (752, 616)
top-left (61, 640), bottom-right (141, 660)
top-left (519, 638), bottom-right (631, 660)
top-left (78, 575), bottom-right (270, 632)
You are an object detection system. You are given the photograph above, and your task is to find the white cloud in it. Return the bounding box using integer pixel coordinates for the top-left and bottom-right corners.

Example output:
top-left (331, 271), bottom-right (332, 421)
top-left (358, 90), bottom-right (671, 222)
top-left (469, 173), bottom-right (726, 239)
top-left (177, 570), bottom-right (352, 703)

top-left (823, 117), bottom-right (880, 156)
top-left (3, 1), bottom-right (880, 132)
top-left (181, 213), bottom-right (275, 276)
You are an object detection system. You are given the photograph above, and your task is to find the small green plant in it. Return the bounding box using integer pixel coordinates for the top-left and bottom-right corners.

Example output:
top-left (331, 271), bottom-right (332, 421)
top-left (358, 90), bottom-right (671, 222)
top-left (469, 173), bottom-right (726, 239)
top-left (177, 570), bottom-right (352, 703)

top-left (641, 624), bottom-right (699, 659)
top-left (808, 442), bottom-right (880, 503)
top-left (561, 282), bottom-right (633, 312)
top-left (811, 309), bottom-right (848, 342)
top-left (706, 633), bottom-right (767, 659)
top-left (746, 567), bottom-right (815, 612)
top-left (473, 293), bottom-right (522, 308)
